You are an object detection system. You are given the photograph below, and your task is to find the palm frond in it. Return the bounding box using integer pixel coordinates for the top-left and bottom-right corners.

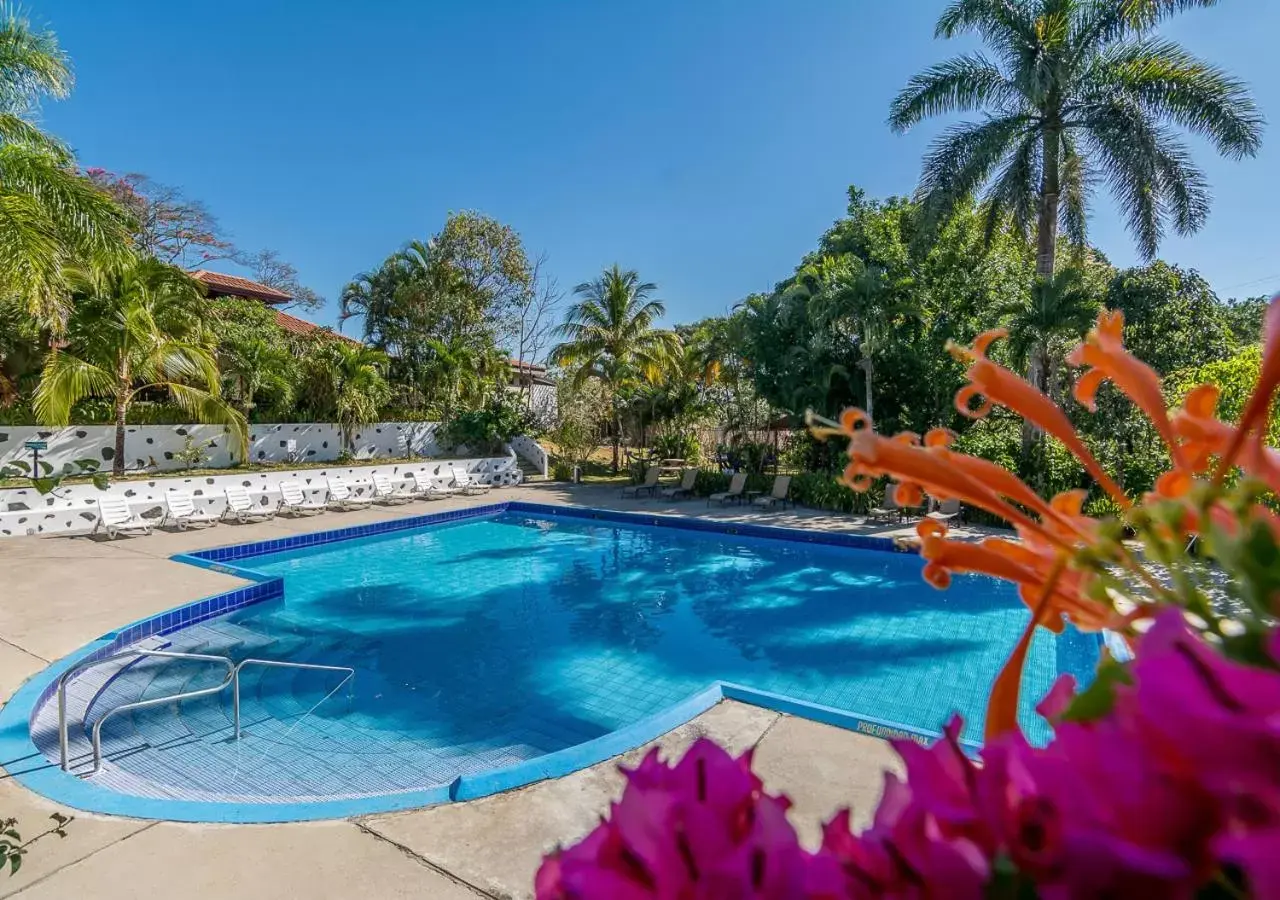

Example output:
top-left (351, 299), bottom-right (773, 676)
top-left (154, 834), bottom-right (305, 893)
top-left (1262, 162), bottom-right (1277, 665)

top-left (888, 54), bottom-right (1021, 131)
top-left (1059, 131), bottom-right (1091, 247)
top-left (917, 113), bottom-right (1033, 234)
top-left (32, 349), bottom-right (114, 425)
top-left (1086, 38), bottom-right (1262, 159)
top-left (167, 383), bottom-right (249, 459)
top-left (0, 7), bottom-right (72, 111)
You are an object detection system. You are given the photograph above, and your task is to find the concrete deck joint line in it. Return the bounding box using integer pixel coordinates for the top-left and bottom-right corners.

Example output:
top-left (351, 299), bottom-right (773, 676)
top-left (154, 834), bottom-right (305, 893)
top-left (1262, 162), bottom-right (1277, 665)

top-left (750, 711), bottom-right (785, 752)
top-left (352, 822), bottom-right (499, 900)
top-left (5, 821), bottom-right (161, 898)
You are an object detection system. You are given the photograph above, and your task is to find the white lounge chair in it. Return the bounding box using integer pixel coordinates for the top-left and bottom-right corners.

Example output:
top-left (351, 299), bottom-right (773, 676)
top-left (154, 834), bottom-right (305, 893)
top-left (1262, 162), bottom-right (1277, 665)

top-left (927, 497), bottom-right (962, 524)
top-left (658, 468), bottom-right (697, 500)
top-left (752, 475), bottom-right (792, 509)
top-left (450, 465), bottom-right (491, 496)
top-left (278, 480), bottom-right (326, 516)
top-left (622, 466), bottom-right (661, 498)
top-left (409, 470), bottom-right (454, 500)
top-left (868, 483), bottom-right (903, 522)
top-left (161, 489), bottom-right (219, 530)
top-left (326, 476), bottom-right (374, 510)
top-left (222, 485), bottom-right (276, 523)
top-left (708, 472), bottom-right (747, 506)
top-left (372, 472), bottom-right (414, 505)
top-left (93, 496), bottom-right (153, 539)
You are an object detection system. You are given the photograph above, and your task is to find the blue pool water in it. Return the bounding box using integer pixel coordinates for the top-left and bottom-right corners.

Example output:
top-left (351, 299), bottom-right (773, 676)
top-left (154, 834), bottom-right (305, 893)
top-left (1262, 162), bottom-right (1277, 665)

top-left (34, 510), bottom-right (1095, 810)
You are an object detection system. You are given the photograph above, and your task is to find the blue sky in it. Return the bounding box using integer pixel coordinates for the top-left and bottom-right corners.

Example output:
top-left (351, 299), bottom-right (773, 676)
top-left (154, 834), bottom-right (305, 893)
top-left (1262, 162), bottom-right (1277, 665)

top-left (39, 0), bottom-right (1280, 340)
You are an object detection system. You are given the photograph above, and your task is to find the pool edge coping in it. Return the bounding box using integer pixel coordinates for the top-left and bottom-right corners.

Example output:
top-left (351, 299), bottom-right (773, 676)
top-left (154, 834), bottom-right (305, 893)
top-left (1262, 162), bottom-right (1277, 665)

top-left (0, 501), bottom-right (995, 824)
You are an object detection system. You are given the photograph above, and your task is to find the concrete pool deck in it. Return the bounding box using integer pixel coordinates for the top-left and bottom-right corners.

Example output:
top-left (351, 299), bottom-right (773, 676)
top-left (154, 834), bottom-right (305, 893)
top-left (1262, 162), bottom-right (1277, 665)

top-left (0, 481), bottom-right (985, 898)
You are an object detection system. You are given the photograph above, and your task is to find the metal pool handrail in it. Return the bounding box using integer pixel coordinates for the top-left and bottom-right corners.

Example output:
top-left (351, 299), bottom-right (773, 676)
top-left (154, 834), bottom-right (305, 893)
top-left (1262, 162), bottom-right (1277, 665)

top-left (232, 658), bottom-right (355, 740)
top-left (58, 649), bottom-right (235, 772)
top-left (60, 651), bottom-right (355, 774)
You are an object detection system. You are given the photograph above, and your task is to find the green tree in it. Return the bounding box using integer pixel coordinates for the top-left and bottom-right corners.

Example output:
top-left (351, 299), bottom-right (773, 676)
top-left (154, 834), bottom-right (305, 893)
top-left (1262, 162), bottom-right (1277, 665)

top-left (1105, 261), bottom-right (1233, 376)
top-left (33, 259), bottom-right (247, 476)
top-left (210, 298), bottom-right (297, 419)
top-left (889, 0), bottom-right (1262, 286)
top-left (0, 9), bottom-right (131, 324)
top-left (550, 265), bottom-right (680, 472)
top-left (298, 340), bottom-right (390, 451)
top-left (420, 335), bottom-right (506, 420)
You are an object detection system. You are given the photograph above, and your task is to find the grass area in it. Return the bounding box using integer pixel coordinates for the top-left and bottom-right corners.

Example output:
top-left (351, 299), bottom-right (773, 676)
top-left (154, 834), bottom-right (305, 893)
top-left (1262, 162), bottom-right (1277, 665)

top-left (0, 455), bottom-right (439, 489)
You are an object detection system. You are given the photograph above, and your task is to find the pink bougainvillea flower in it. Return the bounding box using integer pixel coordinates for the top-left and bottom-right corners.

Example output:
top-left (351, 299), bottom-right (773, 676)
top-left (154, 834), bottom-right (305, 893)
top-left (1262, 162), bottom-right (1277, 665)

top-left (535, 739), bottom-right (810, 899)
top-left (1113, 609), bottom-right (1280, 895)
top-left (818, 772), bottom-right (990, 900)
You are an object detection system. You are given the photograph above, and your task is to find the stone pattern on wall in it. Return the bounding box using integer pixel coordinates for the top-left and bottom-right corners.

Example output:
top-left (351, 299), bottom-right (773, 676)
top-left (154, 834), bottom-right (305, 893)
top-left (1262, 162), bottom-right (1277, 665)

top-left (0, 455), bottom-right (521, 538)
top-left (0, 422), bottom-right (445, 475)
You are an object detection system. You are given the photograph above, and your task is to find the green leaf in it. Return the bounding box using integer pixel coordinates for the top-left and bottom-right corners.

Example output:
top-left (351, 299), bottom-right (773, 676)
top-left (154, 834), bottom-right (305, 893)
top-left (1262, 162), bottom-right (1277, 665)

top-left (6, 460), bottom-right (31, 474)
top-left (90, 473), bottom-right (110, 491)
top-left (36, 460), bottom-right (52, 475)
top-left (1059, 657), bottom-right (1133, 724)
top-left (30, 477), bottom-right (60, 494)
top-left (73, 459), bottom-right (100, 473)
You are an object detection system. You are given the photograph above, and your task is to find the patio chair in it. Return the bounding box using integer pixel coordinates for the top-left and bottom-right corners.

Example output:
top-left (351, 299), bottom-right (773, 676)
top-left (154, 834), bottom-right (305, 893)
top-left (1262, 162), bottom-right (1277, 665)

top-left (450, 465), bottom-right (491, 495)
top-left (708, 472), bottom-right (748, 506)
top-left (278, 480), bottom-right (326, 516)
top-left (621, 466), bottom-right (661, 498)
top-left (927, 497), bottom-right (962, 524)
top-left (93, 496), bottom-right (153, 539)
top-left (868, 484), bottom-right (902, 521)
top-left (409, 469), bottom-right (455, 500)
top-left (326, 476), bottom-right (374, 510)
top-left (752, 475), bottom-right (792, 510)
top-left (161, 489), bottom-right (219, 530)
top-left (658, 468), bottom-right (697, 500)
top-left (222, 485), bottom-right (276, 523)
top-left (371, 472), bottom-right (415, 505)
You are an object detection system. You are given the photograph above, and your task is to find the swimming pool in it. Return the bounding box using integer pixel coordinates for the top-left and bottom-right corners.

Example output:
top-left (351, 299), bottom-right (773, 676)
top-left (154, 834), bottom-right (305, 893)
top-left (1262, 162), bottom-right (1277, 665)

top-left (4, 503), bottom-right (1098, 821)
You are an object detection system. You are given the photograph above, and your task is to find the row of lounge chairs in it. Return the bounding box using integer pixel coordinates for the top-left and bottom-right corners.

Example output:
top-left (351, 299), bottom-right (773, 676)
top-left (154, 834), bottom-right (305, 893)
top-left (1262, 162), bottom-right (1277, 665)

top-left (622, 470), bottom-right (793, 510)
top-left (868, 484), bottom-right (961, 524)
top-left (91, 467), bottom-right (493, 539)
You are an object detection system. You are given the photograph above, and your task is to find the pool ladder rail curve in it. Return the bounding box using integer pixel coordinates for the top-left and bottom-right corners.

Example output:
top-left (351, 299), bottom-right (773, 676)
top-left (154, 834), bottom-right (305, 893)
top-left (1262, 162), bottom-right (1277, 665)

top-left (56, 649), bottom-right (355, 775)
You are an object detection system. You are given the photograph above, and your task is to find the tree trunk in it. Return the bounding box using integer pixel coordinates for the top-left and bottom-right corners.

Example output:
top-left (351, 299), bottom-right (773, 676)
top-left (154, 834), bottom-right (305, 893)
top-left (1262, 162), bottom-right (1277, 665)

top-left (1024, 125), bottom-right (1062, 459)
top-left (113, 391), bottom-right (127, 478)
top-left (611, 397), bottom-right (621, 474)
top-left (1035, 125), bottom-right (1061, 282)
top-left (859, 358), bottom-right (874, 421)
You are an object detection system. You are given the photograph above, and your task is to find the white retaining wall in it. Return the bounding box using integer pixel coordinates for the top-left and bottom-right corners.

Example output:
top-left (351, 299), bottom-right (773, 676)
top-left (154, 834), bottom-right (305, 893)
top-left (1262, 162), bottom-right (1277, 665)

top-left (0, 455), bottom-right (522, 538)
top-left (0, 422), bottom-right (447, 474)
top-left (509, 435), bottom-right (549, 477)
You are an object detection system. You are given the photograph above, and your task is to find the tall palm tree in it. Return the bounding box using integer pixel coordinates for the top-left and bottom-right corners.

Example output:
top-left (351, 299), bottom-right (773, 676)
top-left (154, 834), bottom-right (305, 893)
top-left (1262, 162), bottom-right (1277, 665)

top-left (889, 0), bottom-right (1262, 287)
top-left (550, 265), bottom-right (680, 472)
top-left (0, 8), bottom-right (131, 325)
top-left (33, 259), bottom-right (247, 476)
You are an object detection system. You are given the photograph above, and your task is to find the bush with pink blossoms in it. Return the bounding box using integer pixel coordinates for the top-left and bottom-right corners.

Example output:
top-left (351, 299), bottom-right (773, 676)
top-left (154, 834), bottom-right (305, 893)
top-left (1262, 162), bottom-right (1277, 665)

top-left (537, 298), bottom-right (1280, 899)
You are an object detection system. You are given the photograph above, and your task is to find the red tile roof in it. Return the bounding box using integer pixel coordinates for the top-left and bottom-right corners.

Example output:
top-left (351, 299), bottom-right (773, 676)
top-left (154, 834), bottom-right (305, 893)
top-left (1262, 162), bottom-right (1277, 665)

top-left (509, 358), bottom-right (547, 373)
top-left (192, 270), bottom-right (292, 304)
top-left (274, 310), bottom-right (362, 344)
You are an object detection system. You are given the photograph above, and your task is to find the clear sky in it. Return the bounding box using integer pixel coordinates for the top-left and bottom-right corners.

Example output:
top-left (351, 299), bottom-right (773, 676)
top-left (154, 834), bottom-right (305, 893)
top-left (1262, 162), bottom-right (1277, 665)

top-left (38, 0), bottom-right (1280, 338)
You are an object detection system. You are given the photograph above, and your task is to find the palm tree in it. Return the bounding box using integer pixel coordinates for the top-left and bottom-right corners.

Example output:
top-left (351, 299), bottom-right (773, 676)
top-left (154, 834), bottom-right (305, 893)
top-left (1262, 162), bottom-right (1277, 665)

top-left (219, 336), bottom-right (296, 419)
top-left (420, 335), bottom-right (506, 420)
top-left (550, 265), bottom-right (680, 472)
top-left (1002, 268), bottom-right (1101, 399)
top-left (0, 8), bottom-right (131, 325)
top-left (889, 0), bottom-right (1262, 286)
top-left (33, 259), bottom-right (247, 477)
top-left (306, 342), bottom-right (390, 452)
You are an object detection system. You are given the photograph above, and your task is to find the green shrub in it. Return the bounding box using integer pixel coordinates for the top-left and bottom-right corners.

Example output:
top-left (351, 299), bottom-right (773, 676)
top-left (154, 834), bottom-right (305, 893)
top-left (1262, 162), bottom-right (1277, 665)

top-left (787, 471), bottom-right (876, 514)
top-left (651, 432), bottom-right (701, 464)
top-left (440, 400), bottom-right (538, 455)
top-left (552, 460), bottom-right (575, 481)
